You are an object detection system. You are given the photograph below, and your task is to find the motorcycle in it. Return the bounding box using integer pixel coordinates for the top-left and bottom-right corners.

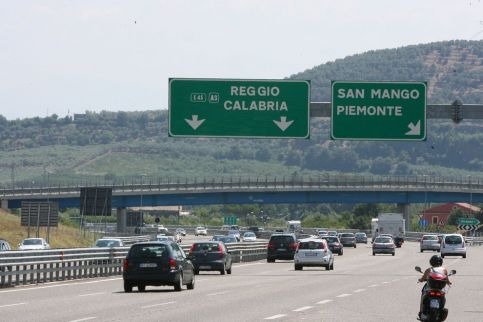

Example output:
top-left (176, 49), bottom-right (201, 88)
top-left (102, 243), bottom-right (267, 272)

top-left (415, 266), bottom-right (456, 322)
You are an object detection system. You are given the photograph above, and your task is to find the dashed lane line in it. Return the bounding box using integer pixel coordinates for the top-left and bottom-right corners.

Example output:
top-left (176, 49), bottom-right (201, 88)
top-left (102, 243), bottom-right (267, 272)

top-left (368, 284), bottom-right (379, 288)
top-left (353, 289), bottom-right (366, 293)
top-left (336, 293), bottom-right (352, 298)
top-left (316, 299), bottom-right (333, 305)
top-left (67, 317), bottom-right (96, 322)
top-left (141, 301), bottom-right (176, 309)
top-left (264, 314), bottom-right (287, 320)
top-left (293, 306), bottom-right (313, 312)
top-left (207, 291), bottom-right (230, 296)
top-left (79, 292), bottom-right (106, 297)
top-left (0, 303), bottom-right (27, 309)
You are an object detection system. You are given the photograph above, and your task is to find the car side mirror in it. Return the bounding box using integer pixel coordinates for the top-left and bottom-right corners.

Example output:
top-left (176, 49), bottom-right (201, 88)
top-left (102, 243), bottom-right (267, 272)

top-left (415, 266), bottom-right (422, 273)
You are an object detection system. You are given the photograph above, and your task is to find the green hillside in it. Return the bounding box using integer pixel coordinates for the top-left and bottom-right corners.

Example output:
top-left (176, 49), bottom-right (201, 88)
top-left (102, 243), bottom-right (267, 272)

top-left (0, 40), bottom-right (482, 187)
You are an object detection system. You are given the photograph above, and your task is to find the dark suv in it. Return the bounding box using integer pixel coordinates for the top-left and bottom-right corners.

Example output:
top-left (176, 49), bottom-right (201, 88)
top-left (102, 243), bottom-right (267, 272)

top-left (188, 241), bottom-right (232, 275)
top-left (123, 241), bottom-right (195, 292)
top-left (267, 233), bottom-right (298, 262)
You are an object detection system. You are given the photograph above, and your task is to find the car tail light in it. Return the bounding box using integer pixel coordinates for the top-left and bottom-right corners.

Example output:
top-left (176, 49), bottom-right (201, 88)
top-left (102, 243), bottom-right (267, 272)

top-left (189, 244), bottom-right (195, 255)
top-left (319, 243), bottom-right (325, 249)
top-left (289, 242), bottom-right (297, 250)
top-left (218, 244), bottom-right (224, 255)
top-left (122, 259), bottom-right (129, 271)
top-left (169, 258), bottom-right (177, 270)
top-left (267, 243), bottom-right (275, 250)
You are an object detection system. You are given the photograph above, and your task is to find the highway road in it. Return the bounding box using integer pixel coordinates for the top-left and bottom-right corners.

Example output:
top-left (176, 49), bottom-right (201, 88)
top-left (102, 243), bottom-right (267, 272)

top-left (1, 241), bottom-right (482, 322)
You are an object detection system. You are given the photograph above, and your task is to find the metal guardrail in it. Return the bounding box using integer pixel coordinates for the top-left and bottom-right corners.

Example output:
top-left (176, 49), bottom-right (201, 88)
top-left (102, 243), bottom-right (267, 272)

top-left (0, 242), bottom-right (268, 288)
top-left (2, 175), bottom-right (483, 198)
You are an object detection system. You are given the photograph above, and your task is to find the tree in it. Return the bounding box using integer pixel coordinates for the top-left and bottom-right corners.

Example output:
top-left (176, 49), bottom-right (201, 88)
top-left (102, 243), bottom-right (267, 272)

top-left (447, 208), bottom-right (467, 226)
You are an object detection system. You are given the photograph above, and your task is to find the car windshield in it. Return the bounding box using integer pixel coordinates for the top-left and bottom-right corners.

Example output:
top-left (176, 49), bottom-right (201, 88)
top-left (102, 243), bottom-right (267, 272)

top-left (211, 236), bottom-right (224, 241)
top-left (299, 241), bottom-right (324, 249)
top-left (323, 237), bottom-right (339, 243)
top-left (445, 236), bottom-right (463, 244)
top-left (270, 236), bottom-right (294, 243)
top-left (95, 240), bottom-right (121, 247)
top-left (129, 245), bottom-right (169, 258)
top-left (23, 239), bottom-right (42, 245)
top-left (220, 237), bottom-right (237, 243)
top-left (244, 232), bottom-right (255, 237)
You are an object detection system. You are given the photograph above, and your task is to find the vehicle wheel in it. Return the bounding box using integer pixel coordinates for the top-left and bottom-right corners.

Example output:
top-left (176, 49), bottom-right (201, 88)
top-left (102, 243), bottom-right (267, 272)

top-left (124, 281), bottom-right (133, 293)
top-left (330, 262), bottom-right (334, 270)
top-left (373, 252), bottom-right (375, 256)
top-left (420, 249), bottom-right (423, 253)
top-left (462, 254), bottom-right (466, 259)
top-left (174, 273), bottom-right (183, 292)
top-left (354, 245), bottom-right (356, 248)
top-left (325, 265), bottom-right (330, 271)
top-left (220, 265), bottom-right (226, 275)
top-left (138, 284), bottom-right (146, 292)
top-left (294, 264), bottom-right (302, 271)
top-left (226, 266), bottom-right (232, 274)
top-left (267, 258), bottom-right (275, 263)
top-left (339, 250), bottom-right (343, 256)
top-left (441, 254), bottom-right (445, 258)
top-left (392, 252), bottom-right (395, 256)
top-left (187, 274), bottom-right (195, 290)
top-left (194, 269), bottom-right (199, 275)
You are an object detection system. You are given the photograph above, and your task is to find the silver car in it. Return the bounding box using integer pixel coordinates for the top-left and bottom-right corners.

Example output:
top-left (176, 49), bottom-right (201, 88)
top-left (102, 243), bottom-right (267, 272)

top-left (372, 236), bottom-right (395, 256)
top-left (420, 235), bottom-right (440, 252)
top-left (294, 238), bottom-right (334, 271)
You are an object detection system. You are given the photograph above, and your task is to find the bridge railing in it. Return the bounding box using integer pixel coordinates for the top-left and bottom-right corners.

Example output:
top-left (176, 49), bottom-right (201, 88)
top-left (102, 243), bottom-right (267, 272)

top-left (0, 242), bottom-right (268, 288)
top-left (2, 175), bottom-right (483, 197)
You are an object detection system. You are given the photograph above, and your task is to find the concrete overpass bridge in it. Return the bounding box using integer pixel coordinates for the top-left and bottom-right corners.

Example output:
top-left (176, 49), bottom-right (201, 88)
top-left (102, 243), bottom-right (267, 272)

top-left (2, 174), bottom-right (483, 231)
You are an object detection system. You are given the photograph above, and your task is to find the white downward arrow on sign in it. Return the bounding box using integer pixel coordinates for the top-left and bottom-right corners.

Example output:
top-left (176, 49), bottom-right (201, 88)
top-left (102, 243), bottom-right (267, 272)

top-left (405, 120), bottom-right (421, 136)
top-left (185, 115), bottom-right (205, 130)
top-left (273, 116), bottom-right (294, 131)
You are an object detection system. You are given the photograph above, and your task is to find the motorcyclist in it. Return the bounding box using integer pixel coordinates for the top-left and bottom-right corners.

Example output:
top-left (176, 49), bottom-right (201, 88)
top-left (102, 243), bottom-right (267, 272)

top-left (418, 255), bottom-right (452, 320)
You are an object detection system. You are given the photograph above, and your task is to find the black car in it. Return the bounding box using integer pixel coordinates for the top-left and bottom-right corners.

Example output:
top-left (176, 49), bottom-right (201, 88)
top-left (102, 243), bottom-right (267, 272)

top-left (267, 233), bottom-right (298, 262)
top-left (188, 241), bottom-right (232, 275)
top-left (322, 236), bottom-right (344, 255)
top-left (122, 241), bottom-right (195, 292)
top-left (339, 233), bottom-right (357, 248)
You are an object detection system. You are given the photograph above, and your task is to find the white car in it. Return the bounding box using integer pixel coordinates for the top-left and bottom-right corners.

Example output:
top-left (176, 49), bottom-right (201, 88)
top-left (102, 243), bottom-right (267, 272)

top-left (195, 226), bottom-right (207, 236)
top-left (18, 238), bottom-right (50, 250)
top-left (440, 234), bottom-right (466, 258)
top-left (294, 238), bottom-right (334, 271)
top-left (242, 231), bottom-right (257, 242)
top-left (420, 235), bottom-right (440, 252)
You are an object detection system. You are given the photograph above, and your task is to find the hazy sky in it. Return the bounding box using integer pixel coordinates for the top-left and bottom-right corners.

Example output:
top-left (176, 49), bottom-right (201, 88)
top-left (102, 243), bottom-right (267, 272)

top-left (1, 1), bottom-right (482, 120)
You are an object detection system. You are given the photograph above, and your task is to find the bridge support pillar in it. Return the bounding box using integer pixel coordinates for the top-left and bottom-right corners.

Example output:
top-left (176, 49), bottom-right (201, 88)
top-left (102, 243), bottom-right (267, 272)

top-left (1, 199), bottom-right (8, 210)
top-left (397, 203), bottom-right (411, 231)
top-left (117, 207), bottom-right (127, 233)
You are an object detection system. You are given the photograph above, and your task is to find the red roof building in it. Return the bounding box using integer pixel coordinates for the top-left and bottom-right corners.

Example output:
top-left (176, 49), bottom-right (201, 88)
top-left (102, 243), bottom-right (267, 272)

top-left (420, 203), bottom-right (481, 227)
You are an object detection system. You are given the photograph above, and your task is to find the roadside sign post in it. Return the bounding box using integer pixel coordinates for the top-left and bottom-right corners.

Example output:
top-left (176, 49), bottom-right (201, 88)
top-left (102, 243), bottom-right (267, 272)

top-left (331, 81), bottom-right (426, 140)
top-left (169, 78), bottom-right (310, 138)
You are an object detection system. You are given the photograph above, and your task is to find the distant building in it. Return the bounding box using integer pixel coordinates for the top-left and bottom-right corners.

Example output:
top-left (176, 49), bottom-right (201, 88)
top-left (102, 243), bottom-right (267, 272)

top-left (420, 203), bottom-right (481, 227)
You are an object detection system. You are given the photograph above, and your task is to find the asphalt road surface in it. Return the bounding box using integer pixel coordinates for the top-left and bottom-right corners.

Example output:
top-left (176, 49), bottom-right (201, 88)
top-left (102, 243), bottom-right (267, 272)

top-left (1, 241), bottom-right (482, 322)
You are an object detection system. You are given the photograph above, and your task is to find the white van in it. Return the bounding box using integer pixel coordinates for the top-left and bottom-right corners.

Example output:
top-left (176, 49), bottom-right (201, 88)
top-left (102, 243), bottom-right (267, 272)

top-left (440, 234), bottom-right (466, 258)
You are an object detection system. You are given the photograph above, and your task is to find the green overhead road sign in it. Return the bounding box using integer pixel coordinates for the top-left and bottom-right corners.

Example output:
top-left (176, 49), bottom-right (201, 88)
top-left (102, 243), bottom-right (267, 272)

top-left (331, 81), bottom-right (426, 140)
top-left (169, 78), bottom-right (310, 138)
top-left (458, 218), bottom-right (480, 226)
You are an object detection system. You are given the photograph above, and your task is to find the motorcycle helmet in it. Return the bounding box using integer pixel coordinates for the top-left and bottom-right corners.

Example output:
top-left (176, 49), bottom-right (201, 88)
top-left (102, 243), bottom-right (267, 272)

top-left (430, 255), bottom-right (443, 267)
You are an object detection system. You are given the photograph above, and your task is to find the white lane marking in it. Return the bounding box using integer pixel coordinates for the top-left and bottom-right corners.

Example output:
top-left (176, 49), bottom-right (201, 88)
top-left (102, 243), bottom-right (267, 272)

top-left (265, 314), bottom-right (286, 320)
top-left (0, 303), bottom-right (26, 309)
top-left (353, 289), bottom-right (366, 293)
top-left (316, 299), bottom-right (333, 305)
top-left (382, 281), bottom-right (390, 284)
top-left (336, 293), bottom-right (352, 298)
top-left (293, 306), bottom-right (313, 312)
top-left (368, 284), bottom-right (379, 287)
top-left (0, 277), bottom-right (123, 294)
top-left (79, 292), bottom-right (105, 297)
top-left (233, 262), bottom-right (265, 268)
top-left (142, 301), bottom-right (176, 309)
top-left (68, 317), bottom-right (96, 322)
top-left (207, 291), bottom-right (230, 296)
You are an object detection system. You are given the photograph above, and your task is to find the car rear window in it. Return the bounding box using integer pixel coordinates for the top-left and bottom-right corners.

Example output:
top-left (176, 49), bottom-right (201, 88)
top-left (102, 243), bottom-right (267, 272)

top-left (375, 237), bottom-right (392, 243)
top-left (423, 236), bottom-right (438, 240)
top-left (299, 241), bottom-right (325, 249)
top-left (340, 233), bottom-right (354, 237)
top-left (193, 243), bottom-right (221, 252)
top-left (129, 245), bottom-right (169, 258)
top-left (270, 236), bottom-right (295, 243)
top-left (323, 236), bottom-right (338, 243)
top-left (445, 235), bottom-right (463, 244)
top-left (355, 233), bottom-right (366, 237)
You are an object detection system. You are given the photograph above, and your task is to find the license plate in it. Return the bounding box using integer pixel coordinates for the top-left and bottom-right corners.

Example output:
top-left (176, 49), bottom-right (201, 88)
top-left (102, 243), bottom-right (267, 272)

top-left (430, 299), bottom-right (440, 308)
top-left (305, 253), bottom-right (317, 256)
top-left (277, 248), bottom-right (286, 251)
top-left (139, 263), bottom-right (157, 268)
top-left (199, 265), bottom-right (211, 269)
